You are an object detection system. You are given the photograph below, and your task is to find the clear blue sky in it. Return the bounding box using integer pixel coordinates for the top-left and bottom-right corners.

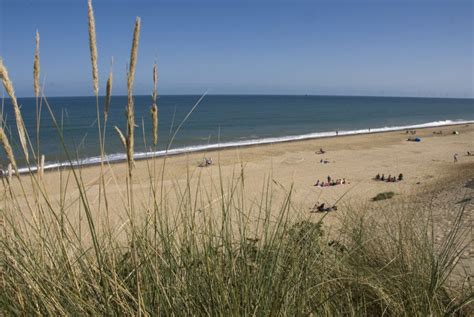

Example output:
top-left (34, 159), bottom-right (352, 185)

top-left (0, 0), bottom-right (472, 97)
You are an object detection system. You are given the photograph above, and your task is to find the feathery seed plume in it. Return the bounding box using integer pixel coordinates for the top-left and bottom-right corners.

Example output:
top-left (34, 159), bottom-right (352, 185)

top-left (87, 0), bottom-right (99, 96)
top-left (151, 63), bottom-right (158, 145)
top-left (0, 126), bottom-right (17, 173)
top-left (126, 17), bottom-right (141, 172)
top-left (152, 63), bottom-right (158, 104)
top-left (151, 104), bottom-right (158, 146)
top-left (128, 17), bottom-right (141, 93)
top-left (33, 31), bottom-right (40, 98)
top-left (0, 59), bottom-right (29, 162)
top-left (104, 65), bottom-right (113, 121)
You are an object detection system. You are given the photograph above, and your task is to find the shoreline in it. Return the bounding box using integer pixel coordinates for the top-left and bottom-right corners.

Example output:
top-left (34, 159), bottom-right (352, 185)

top-left (11, 118), bottom-right (474, 239)
top-left (21, 120), bottom-right (473, 175)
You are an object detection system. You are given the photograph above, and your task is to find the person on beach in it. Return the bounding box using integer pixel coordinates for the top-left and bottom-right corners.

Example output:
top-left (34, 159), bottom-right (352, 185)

top-left (453, 153), bottom-right (458, 163)
top-left (381, 174), bottom-right (385, 181)
top-left (398, 173), bottom-right (403, 181)
top-left (199, 157), bottom-right (214, 167)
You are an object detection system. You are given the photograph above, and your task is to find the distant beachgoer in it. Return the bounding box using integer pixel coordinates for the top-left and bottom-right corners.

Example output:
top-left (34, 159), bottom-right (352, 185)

top-left (336, 130), bottom-right (339, 136)
top-left (381, 174), bottom-right (385, 181)
top-left (375, 174), bottom-right (380, 180)
top-left (320, 148), bottom-right (325, 154)
top-left (454, 153), bottom-right (458, 163)
top-left (398, 173), bottom-right (403, 181)
top-left (314, 180), bottom-right (320, 186)
top-left (327, 176), bottom-right (331, 183)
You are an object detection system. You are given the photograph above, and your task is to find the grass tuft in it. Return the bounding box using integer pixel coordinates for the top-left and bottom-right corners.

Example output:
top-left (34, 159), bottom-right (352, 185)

top-left (372, 191), bottom-right (395, 201)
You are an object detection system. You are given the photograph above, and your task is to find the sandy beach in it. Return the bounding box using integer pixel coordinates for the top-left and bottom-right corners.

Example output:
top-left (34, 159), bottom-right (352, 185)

top-left (8, 123), bottom-right (473, 230)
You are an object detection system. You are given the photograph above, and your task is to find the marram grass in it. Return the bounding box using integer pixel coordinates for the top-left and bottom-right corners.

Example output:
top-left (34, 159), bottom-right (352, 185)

top-left (0, 2), bottom-right (472, 316)
top-left (151, 63), bottom-right (158, 146)
top-left (87, 0), bottom-right (99, 96)
top-left (0, 58), bottom-right (29, 163)
top-left (126, 17), bottom-right (141, 173)
top-left (33, 30), bottom-right (40, 98)
top-left (0, 125), bottom-right (17, 173)
top-left (1, 172), bottom-right (471, 315)
top-left (104, 67), bottom-right (113, 121)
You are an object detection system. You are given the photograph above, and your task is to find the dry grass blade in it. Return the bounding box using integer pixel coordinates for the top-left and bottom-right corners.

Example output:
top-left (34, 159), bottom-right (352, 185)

top-left (114, 126), bottom-right (127, 149)
top-left (87, 0), bottom-right (99, 96)
top-left (0, 58), bottom-right (29, 162)
top-left (33, 31), bottom-right (40, 98)
top-left (126, 17), bottom-right (141, 172)
top-left (0, 126), bottom-right (17, 173)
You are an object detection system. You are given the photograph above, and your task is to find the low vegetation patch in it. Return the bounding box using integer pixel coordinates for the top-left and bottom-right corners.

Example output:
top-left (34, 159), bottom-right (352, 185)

top-left (372, 191), bottom-right (396, 201)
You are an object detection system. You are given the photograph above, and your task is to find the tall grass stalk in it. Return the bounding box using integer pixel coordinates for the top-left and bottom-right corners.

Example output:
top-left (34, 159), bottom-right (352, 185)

top-left (0, 59), bottom-right (29, 163)
top-left (86, 1), bottom-right (111, 311)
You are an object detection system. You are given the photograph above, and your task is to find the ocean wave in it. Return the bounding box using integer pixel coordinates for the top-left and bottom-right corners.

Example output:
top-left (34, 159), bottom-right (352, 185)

top-left (16, 119), bottom-right (473, 174)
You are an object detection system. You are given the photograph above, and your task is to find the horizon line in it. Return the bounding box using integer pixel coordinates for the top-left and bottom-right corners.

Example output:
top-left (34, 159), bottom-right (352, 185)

top-left (9, 93), bottom-right (474, 100)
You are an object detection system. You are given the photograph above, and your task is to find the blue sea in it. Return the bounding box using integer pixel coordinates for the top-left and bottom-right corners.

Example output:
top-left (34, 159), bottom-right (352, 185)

top-left (2, 95), bottom-right (473, 171)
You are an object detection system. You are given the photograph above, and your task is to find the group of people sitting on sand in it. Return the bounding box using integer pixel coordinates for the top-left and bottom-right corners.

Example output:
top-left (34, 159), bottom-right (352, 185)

top-left (314, 176), bottom-right (348, 187)
top-left (467, 151), bottom-right (474, 156)
top-left (310, 202), bottom-right (338, 213)
top-left (405, 130), bottom-right (417, 135)
top-left (198, 157), bottom-right (213, 167)
top-left (319, 159), bottom-right (330, 164)
top-left (315, 148), bottom-right (326, 154)
top-left (374, 173), bottom-right (403, 182)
